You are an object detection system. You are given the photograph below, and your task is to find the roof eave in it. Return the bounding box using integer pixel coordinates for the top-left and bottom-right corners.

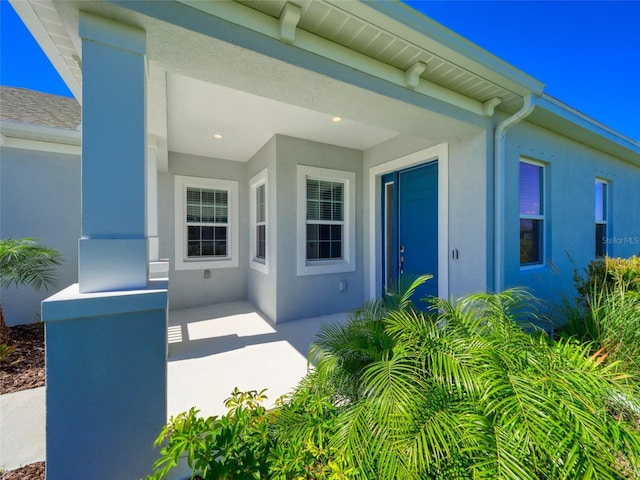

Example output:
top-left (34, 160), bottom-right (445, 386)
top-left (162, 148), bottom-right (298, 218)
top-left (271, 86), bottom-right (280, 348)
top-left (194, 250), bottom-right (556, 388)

top-left (9, 0), bottom-right (82, 102)
top-left (530, 95), bottom-right (640, 166)
top-left (332, 0), bottom-right (545, 97)
top-left (0, 119), bottom-right (82, 146)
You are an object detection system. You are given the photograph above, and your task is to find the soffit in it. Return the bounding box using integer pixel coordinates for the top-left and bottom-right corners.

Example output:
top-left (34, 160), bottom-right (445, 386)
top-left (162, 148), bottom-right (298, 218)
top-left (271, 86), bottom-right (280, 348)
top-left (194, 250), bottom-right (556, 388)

top-left (9, 0), bottom-right (82, 100)
top-left (236, 0), bottom-right (526, 111)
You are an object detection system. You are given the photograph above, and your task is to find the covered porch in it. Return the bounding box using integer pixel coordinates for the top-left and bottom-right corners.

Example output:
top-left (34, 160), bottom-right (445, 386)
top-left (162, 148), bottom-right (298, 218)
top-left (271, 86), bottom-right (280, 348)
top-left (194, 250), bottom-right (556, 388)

top-left (0, 304), bottom-right (347, 472)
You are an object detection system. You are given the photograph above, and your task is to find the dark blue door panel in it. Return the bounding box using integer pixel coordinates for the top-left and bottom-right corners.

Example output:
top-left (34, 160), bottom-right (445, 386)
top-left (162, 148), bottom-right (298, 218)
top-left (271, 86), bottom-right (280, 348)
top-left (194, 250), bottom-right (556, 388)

top-left (398, 163), bottom-right (438, 301)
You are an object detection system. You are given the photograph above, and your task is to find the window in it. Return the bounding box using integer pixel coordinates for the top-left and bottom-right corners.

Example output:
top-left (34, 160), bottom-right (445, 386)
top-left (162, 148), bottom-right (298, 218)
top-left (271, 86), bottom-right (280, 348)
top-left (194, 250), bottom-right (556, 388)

top-left (175, 176), bottom-right (239, 270)
top-left (595, 179), bottom-right (608, 257)
top-left (250, 169), bottom-right (268, 273)
top-left (297, 166), bottom-right (356, 275)
top-left (306, 179), bottom-right (344, 260)
top-left (519, 160), bottom-right (544, 266)
top-left (256, 184), bottom-right (266, 259)
top-left (186, 187), bottom-right (228, 258)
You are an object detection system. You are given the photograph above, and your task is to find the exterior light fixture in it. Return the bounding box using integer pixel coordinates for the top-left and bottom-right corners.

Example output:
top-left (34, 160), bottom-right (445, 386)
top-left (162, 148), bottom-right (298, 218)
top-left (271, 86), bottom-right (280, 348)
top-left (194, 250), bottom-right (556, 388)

top-left (213, 133), bottom-right (223, 139)
top-left (331, 116), bottom-right (342, 123)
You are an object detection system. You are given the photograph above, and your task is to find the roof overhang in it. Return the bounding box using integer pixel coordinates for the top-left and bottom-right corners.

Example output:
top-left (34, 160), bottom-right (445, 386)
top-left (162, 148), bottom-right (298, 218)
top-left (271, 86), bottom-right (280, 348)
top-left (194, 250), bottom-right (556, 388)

top-left (0, 120), bottom-right (81, 155)
top-left (9, 0), bottom-right (640, 165)
top-left (528, 95), bottom-right (640, 166)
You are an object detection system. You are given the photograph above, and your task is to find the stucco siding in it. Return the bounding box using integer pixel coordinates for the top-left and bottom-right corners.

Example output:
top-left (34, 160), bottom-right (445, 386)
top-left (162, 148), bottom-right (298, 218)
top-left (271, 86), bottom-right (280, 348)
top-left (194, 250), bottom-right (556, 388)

top-left (160, 151), bottom-right (248, 311)
top-left (247, 137), bottom-right (277, 322)
top-left (447, 132), bottom-right (490, 298)
top-left (0, 147), bottom-right (80, 325)
top-left (273, 135), bottom-right (365, 323)
top-left (503, 121), bottom-right (640, 304)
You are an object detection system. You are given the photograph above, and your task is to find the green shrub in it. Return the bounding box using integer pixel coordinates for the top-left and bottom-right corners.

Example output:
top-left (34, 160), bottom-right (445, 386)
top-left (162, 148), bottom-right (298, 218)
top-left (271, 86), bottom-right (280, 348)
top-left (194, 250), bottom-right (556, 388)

top-left (147, 388), bottom-right (274, 480)
top-left (562, 255), bottom-right (640, 376)
top-left (149, 278), bottom-right (640, 480)
top-left (574, 255), bottom-right (640, 300)
top-left (311, 281), bottom-right (640, 479)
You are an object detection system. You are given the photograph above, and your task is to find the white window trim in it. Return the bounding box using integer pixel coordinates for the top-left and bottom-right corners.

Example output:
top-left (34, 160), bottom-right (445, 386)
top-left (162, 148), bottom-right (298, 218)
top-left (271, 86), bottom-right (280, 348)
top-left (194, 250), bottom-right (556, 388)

top-left (595, 178), bottom-right (609, 257)
top-left (174, 175), bottom-right (239, 270)
top-left (519, 159), bottom-right (545, 270)
top-left (297, 165), bottom-right (356, 276)
top-left (250, 169), bottom-right (268, 274)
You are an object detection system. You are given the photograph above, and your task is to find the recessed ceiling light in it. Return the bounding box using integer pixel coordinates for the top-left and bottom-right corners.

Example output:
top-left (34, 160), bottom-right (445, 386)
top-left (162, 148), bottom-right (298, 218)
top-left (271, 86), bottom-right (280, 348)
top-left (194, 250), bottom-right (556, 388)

top-left (213, 133), bottom-right (223, 139)
top-left (331, 116), bottom-right (342, 123)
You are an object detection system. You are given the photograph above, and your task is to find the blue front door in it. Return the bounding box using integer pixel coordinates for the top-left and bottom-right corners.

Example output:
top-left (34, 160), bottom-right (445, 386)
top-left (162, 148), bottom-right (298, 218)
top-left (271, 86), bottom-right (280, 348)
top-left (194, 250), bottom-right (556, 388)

top-left (382, 161), bottom-right (438, 302)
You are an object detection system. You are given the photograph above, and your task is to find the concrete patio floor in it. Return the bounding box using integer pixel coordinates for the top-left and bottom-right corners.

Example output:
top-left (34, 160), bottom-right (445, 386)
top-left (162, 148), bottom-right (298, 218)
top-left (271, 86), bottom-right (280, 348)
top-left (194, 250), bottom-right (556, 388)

top-left (0, 302), bottom-right (347, 472)
top-left (168, 301), bottom-right (347, 418)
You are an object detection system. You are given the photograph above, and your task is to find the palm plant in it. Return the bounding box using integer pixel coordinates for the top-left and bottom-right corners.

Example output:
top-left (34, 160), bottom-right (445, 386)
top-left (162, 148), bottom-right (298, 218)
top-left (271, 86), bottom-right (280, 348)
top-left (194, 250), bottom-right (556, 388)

top-left (308, 279), bottom-right (640, 479)
top-left (0, 238), bottom-right (62, 345)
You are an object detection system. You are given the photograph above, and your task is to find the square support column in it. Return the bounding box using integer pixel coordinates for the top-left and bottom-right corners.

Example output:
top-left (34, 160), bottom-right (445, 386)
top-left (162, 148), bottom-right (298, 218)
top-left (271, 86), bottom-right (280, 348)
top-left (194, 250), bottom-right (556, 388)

top-left (43, 282), bottom-right (168, 479)
top-left (78, 12), bottom-right (148, 293)
top-left (42, 12), bottom-right (168, 480)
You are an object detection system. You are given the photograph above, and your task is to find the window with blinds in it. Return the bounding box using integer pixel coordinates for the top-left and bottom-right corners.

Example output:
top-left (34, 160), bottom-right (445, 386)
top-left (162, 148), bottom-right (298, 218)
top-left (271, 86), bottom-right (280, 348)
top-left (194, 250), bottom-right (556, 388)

top-left (186, 187), bottom-right (228, 258)
top-left (306, 179), bottom-right (344, 260)
top-left (519, 161), bottom-right (545, 266)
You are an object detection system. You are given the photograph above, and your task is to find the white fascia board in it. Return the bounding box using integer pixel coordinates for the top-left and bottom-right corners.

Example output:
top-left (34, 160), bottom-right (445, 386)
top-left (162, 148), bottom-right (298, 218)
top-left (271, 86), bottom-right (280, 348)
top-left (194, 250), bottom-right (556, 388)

top-left (535, 95), bottom-right (640, 165)
top-left (0, 120), bottom-right (81, 155)
top-left (333, 0), bottom-right (545, 97)
top-left (9, 0), bottom-right (82, 101)
top-left (175, 0), bottom-right (485, 116)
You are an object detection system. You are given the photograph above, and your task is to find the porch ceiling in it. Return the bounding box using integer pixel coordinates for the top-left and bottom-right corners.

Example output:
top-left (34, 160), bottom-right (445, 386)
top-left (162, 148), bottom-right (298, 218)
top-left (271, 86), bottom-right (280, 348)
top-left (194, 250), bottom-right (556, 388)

top-left (166, 73), bottom-right (399, 162)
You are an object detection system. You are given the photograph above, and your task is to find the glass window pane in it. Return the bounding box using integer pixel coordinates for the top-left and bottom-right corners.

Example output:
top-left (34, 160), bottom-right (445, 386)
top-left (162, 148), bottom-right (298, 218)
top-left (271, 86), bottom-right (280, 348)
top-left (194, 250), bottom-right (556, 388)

top-left (318, 201), bottom-right (331, 221)
top-left (201, 190), bottom-right (215, 206)
top-left (595, 223), bottom-right (607, 258)
top-left (330, 241), bottom-right (342, 259)
top-left (256, 225), bottom-right (266, 259)
top-left (214, 242), bottom-right (227, 257)
top-left (201, 226), bottom-right (214, 240)
top-left (307, 200), bottom-right (319, 220)
top-left (201, 206), bottom-right (215, 223)
top-left (595, 181), bottom-right (607, 222)
top-left (520, 162), bottom-right (543, 216)
top-left (333, 183), bottom-right (343, 202)
top-left (331, 225), bottom-right (342, 241)
top-left (520, 218), bottom-right (542, 265)
top-left (186, 205), bottom-right (200, 222)
top-left (215, 191), bottom-right (227, 206)
top-left (319, 241), bottom-right (330, 258)
top-left (214, 226), bottom-right (227, 240)
top-left (201, 241), bottom-right (214, 256)
top-left (307, 241), bottom-right (319, 260)
top-left (187, 226), bottom-right (200, 241)
top-left (187, 241), bottom-right (201, 257)
top-left (215, 207), bottom-right (228, 223)
top-left (186, 188), bottom-right (200, 204)
top-left (307, 224), bottom-right (318, 241)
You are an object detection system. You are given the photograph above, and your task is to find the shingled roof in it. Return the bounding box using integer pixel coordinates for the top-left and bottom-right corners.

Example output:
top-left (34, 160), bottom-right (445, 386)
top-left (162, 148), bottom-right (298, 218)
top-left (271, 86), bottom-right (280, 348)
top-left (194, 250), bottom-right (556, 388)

top-left (0, 86), bottom-right (80, 129)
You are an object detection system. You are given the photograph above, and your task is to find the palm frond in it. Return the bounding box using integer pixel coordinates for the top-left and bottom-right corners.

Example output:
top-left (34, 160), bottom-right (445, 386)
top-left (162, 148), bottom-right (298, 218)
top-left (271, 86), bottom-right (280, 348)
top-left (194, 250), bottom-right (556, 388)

top-left (0, 238), bottom-right (62, 291)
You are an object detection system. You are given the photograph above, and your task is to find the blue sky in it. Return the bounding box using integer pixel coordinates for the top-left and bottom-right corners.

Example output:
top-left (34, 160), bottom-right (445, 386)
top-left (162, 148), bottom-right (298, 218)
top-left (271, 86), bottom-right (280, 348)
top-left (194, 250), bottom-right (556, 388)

top-left (1, 0), bottom-right (639, 141)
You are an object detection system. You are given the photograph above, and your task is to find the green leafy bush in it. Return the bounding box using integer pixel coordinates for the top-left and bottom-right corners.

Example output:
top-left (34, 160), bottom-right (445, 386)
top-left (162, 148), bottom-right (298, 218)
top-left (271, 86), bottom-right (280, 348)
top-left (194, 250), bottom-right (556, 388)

top-left (574, 255), bottom-right (640, 299)
top-left (561, 255), bottom-right (640, 376)
top-left (0, 238), bottom-right (62, 357)
top-left (311, 281), bottom-right (640, 479)
top-left (149, 277), bottom-right (640, 479)
top-left (148, 388), bottom-right (274, 480)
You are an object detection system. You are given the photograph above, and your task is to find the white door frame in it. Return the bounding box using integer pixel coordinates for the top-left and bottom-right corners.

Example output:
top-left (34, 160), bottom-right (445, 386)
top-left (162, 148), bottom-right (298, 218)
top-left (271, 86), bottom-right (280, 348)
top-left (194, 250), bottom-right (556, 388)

top-left (367, 143), bottom-right (449, 300)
